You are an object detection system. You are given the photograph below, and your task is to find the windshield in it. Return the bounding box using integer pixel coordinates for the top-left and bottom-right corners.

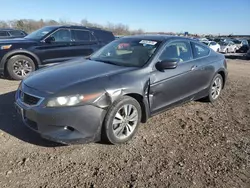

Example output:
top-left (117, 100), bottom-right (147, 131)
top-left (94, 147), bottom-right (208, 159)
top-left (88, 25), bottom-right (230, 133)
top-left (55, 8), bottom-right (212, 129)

top-left (25, 26), bottom-right (56, 40)
top-left (90, 38), bottom-right (162, 67)
top-left (214, 38), bottom-right (221, 42)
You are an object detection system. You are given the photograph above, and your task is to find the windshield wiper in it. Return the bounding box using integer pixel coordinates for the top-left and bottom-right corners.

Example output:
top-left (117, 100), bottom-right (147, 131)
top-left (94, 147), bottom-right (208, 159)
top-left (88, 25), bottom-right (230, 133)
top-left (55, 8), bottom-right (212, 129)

top-left (92, 59), bottom-right (120, 66)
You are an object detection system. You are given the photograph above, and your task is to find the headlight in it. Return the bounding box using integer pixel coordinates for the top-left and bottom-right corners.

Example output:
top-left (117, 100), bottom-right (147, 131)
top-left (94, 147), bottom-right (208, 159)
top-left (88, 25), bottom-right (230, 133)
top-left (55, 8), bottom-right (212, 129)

top-left (46, 93), bottom-right (102, 107)
top-left (1, 45), bottom-right (12, 50)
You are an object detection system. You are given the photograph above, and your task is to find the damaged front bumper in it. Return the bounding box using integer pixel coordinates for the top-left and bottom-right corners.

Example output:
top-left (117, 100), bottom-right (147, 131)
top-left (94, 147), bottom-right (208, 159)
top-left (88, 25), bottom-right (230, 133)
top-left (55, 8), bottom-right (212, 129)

top-left (14, 85), bottom-right (108, 144)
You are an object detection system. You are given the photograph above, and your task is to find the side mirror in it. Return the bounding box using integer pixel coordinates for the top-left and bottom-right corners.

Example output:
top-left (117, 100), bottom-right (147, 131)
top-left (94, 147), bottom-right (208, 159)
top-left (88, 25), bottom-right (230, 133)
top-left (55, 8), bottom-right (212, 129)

top-left (44, 36), bottom-right (55, 43)
top-left (156, 59), bottom-right (178, 71)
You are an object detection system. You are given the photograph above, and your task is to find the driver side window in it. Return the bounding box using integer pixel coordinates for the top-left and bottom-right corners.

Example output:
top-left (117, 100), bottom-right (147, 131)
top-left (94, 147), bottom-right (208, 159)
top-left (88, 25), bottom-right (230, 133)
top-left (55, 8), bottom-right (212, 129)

top-left (159, 41), bottom-right (192, 62)
top-left (50, 29), bottom-right (71, 42)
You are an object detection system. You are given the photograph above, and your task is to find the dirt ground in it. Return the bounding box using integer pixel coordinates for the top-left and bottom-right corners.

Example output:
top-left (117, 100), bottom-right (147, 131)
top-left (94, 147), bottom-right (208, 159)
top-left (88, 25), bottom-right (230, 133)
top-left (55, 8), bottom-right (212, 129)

top-left (0, 59), bottom-right (249, 188)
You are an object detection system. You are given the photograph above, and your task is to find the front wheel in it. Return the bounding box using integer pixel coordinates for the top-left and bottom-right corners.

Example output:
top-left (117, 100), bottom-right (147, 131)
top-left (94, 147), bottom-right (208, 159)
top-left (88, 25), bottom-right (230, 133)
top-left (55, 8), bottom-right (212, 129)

top-left (102, 96), bottom-right (142, 144)
top-left (7, 55), bottom-right (36, 80)
top-left (204, 74), bottom-right (223, 102)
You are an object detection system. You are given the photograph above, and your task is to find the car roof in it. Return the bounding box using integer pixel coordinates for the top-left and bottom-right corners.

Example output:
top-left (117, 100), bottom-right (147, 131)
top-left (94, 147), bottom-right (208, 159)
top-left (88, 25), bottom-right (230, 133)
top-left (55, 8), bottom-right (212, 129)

top-left (120, 34), bottom-right (193, 42)
top-left (0, 28), bottom-right (24, 31)
top-left (51, 25), bottom-right (113, 33)
top-left (0, 28), bottom-right (14, 31)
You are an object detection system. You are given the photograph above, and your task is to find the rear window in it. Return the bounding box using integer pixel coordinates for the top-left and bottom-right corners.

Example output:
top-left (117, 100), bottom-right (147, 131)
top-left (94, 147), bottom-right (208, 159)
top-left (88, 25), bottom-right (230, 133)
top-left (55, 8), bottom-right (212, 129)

top-left (9, 30), bottom-right (25, 36)
top-left (191, 42), bottom-right (210, 58)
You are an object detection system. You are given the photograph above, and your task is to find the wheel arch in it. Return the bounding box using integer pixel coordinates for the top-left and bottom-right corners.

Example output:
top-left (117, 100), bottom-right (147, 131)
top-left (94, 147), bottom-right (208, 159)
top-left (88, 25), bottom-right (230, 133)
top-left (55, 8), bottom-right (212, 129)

top-left (216, 69), bottom-right (226, 89)
top-left (125, 93), bottom-right (150, 123)
top-left (1, 50), bottom-right (41, 74)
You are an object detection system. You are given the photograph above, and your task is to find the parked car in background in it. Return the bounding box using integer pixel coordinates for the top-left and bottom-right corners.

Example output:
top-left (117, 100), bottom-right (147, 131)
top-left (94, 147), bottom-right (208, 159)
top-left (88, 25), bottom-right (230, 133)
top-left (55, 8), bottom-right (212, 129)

top-left (233, 39), bottom-right (249, 53)
top-left (246, 49), bottom-right (250, 59)
top-left (0, 25), bottom-right (115, 80)
top-left (202, 41), bottom-right (220, 52)
top-left (0, 29), bottom-right (27, 39)
top-left (15, 35), bottom-right (228, 144)
top-left (199, 38), bottom-right (209, 42)
top-left (219, 41), bottom-right (237, 53)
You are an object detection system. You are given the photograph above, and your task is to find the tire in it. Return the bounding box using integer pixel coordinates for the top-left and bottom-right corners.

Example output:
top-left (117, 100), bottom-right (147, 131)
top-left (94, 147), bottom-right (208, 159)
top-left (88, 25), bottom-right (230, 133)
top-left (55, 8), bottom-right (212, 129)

top-left (102, 96), bottom-right (142, 144)
top-left (7, 55), bottom-right (36, 80)
top-left (225, 49), bottom-right (229, 54)
top-left (217, 48), bottom-right (220, 52)
top-left (204, 74), bottom-right (223, 102)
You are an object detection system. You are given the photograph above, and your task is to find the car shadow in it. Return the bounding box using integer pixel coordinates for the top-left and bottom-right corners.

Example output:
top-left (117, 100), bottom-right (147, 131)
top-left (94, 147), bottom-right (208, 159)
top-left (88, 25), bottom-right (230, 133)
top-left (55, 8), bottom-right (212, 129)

top-left (225, 54), bottom-right (248, 60)
top-left (0, 91), bottom-right (63, 147)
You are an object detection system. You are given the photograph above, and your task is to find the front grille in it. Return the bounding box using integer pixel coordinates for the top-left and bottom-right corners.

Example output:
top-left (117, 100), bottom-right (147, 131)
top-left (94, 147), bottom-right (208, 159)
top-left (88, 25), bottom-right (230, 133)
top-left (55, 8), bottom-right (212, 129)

top-left (20, 91), bottom-right (41, 105)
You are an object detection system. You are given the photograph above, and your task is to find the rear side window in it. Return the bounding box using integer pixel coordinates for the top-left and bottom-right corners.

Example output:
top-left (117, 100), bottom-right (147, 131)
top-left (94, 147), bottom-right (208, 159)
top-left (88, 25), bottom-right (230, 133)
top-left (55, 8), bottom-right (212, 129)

top-left (191, 42), bottom-right (210, 58)
top-left (72, 30), bottom-right (94, 41)
top-left (0, 31), bottom-right (9, 36)
top-left (9, 30), bottom-right (25, 36)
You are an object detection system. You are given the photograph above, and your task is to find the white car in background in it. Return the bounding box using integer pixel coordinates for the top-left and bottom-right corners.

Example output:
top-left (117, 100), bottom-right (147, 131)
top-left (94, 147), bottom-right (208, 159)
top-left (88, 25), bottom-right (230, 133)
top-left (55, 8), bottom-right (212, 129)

top-left (219, 41), bottom-right (237, 53)
top-left (199, 38), bottom-right (209, 42)
top-left (202, 41), bottom-right (220, 52)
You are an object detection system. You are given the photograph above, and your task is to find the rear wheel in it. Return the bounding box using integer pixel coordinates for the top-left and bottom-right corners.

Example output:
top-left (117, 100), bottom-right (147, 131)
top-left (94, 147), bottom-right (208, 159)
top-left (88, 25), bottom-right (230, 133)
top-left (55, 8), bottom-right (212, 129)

top-left (6, 55), bottom-right (36, 80)
top-left (204, 74), bottom-right (223, 102)
top-left (102, 96), bottom-right (142, 144)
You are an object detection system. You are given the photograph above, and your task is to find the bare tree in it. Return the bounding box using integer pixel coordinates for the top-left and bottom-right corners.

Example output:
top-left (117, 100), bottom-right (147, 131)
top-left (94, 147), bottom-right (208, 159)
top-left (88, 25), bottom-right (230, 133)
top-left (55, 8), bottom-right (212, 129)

top-left (1, 18), bottom-right (145, 35)
top-left (0, 21), bottom-right (8, 28)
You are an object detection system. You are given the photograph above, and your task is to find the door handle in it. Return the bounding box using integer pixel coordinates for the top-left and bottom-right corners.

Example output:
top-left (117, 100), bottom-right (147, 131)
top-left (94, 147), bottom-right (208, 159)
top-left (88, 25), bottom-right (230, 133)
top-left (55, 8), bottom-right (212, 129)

top-left (191, 65), bottom-right (198, 71)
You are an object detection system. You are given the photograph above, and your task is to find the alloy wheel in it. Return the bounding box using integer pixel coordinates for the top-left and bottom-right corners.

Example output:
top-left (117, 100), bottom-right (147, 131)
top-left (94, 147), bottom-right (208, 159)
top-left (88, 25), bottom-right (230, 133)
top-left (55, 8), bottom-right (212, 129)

top-left (112, 104), bottom-right (139, 140)
top-left (211, 77), bottom-right (222, 100)
top-left (13, 59), bottom-right (32, 77)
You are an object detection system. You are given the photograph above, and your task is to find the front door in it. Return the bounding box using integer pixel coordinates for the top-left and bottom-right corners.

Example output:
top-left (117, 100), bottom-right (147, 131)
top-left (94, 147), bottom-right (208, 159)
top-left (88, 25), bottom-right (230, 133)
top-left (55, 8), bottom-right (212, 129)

top-left (35, 29), bottom-right (74, 64)
top-left (150, 40), bottom-right (203, 114)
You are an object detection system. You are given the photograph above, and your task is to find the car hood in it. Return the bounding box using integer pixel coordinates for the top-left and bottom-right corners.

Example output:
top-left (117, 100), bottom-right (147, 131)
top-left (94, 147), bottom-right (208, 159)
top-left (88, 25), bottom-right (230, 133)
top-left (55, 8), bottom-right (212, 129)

top-left (23, 58), bottom-right (137, 94)
top-left (0, 38), bottom-right (36, 44)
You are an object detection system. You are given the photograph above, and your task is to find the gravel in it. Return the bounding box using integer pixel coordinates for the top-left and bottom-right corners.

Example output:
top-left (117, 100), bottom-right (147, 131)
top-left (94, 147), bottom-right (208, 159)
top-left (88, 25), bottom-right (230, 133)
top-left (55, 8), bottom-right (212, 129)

top-left (0, 59), bottom-right (249, 188)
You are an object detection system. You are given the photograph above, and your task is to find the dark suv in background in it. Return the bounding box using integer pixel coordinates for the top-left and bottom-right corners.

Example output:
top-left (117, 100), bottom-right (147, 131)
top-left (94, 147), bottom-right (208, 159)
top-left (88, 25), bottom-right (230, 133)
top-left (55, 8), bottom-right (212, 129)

top-left (0, 29), bottom-right (27, 39)
top-left (0, 25), bottom-right (115, 80)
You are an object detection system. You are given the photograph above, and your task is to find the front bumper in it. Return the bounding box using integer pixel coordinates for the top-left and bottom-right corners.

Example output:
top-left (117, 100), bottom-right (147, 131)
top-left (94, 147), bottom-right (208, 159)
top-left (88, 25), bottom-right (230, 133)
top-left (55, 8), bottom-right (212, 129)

top-left (15, 93), bottom-right (107, 144)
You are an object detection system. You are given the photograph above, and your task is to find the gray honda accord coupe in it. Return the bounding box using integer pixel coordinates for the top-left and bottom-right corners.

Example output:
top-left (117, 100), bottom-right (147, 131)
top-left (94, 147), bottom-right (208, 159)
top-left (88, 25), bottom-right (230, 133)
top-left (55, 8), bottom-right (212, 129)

top-left (15, 35), bottom-right (228, 144)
